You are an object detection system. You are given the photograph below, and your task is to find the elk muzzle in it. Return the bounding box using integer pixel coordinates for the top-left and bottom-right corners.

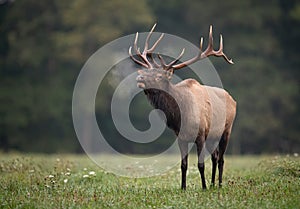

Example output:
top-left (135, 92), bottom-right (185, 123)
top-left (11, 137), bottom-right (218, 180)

top-left (136, 75), bottom-right (146, 89)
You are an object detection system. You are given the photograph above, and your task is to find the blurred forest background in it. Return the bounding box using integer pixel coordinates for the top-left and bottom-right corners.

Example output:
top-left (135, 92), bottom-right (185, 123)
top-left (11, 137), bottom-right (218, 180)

top-left (0, 0), bottom-right (299, 154)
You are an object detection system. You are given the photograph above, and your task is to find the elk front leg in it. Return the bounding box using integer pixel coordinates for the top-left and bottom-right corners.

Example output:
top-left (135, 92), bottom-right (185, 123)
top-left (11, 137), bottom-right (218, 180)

top-left (196, 137), bottom-right (207, 190)
top-left (178, 140), bottom-right (188, 190)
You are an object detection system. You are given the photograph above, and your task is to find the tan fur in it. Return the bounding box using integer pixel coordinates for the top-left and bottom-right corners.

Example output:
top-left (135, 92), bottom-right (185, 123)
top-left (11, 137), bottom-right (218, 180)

top-left (175, 79), bottom-right (236, 142)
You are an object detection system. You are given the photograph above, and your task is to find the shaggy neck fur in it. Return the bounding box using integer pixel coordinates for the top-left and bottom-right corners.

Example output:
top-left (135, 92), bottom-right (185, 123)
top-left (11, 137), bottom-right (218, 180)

top-left (144, 83), bottom-right (181, 134)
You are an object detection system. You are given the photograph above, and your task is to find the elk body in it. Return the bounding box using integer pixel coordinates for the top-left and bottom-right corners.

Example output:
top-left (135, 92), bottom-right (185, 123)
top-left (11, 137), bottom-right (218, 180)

top-left (129, 24), bottom-right (236, 189)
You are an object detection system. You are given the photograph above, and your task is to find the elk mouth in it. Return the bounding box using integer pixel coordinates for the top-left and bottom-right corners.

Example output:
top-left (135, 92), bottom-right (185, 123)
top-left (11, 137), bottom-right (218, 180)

top-left (137, 82), bottom-right (146, 89)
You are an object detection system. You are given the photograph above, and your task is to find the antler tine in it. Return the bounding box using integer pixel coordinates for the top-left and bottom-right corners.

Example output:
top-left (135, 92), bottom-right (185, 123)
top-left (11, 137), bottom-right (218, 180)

top-left (132, 32), bottom-right (153, 68)
top-left (147, 33), bottom-right (164, 53)
top-left (144, 24), bottom-right (164, 67)
top-left (149, 53), bottom-right (161, 68)
top-left (215, 34), bottom-right (234, 64)
top-left (129, 23), bottom-right (168, 69)
top-left (144, 23), bottom-right (165, 54)
top-left (157, 54), bottom-right (167, 68)
top-left (146, 33), bottom-right (165, 68)
top-left (200, 25), bottom-right (214, 58)
top-left (200, 37), bottom-right (203, 51)
top-left (144, 23), bottom-right (157, 52)
top-left (172, 25), bottom-right (234, 70)
top-left (133, 32), bottom-right (144, 60)
top-left (129, 46), bottom-right (149, 68)
top-left (219, 34), bottom-right (223, 52)
top-left (201, 26), bottom-right (233, 63)
top-left (208, 25), bottom-right (213, 49)
top-left (133, 32), bottom-right (139, 53)
top-left (165, 48), bottom-right (185, 70)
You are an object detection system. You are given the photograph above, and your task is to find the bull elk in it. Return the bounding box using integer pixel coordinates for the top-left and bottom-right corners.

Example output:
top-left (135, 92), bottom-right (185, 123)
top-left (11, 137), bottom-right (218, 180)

top-left (129, 24), bottom-right (236, 190)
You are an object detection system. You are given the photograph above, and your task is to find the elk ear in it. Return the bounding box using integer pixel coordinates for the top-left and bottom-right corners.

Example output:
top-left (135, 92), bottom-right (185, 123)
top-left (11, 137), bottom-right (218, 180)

top-left (137, 69), bottom-right (143, 75)
top-left (167, 69), bottom-right (173, 80)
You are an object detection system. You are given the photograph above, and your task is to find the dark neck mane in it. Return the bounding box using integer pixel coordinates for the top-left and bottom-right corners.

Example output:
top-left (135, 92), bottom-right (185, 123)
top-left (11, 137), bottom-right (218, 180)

top-left (144, 86), bottom-right (181, 133)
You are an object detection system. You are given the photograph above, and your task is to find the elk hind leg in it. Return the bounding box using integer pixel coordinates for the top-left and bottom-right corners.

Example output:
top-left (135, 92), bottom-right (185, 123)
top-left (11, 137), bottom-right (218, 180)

top-left (218, 131), bottom-right (230, 187)
top-left (211, 150), bottom-right (218, 187)
top-left (196, 137), bottom-right (207, 190)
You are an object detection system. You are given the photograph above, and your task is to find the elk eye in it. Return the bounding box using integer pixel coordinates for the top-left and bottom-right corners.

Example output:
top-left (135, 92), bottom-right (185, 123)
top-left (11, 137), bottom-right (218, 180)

top-left (157, 74), bottom-right (163, 79)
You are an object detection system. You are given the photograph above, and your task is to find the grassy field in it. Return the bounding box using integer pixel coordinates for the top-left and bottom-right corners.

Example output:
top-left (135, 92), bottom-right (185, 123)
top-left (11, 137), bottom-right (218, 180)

top-left (0, 154), bottom-right (299, 209)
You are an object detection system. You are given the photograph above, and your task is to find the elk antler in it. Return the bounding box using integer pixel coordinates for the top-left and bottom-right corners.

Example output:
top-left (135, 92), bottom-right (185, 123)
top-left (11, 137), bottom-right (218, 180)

top-left (172, 25), bottom-right (234, 70)
top-left (129, 24), bottom-right (233, 70)
top-left (129, 23), bottom-right (164, 69)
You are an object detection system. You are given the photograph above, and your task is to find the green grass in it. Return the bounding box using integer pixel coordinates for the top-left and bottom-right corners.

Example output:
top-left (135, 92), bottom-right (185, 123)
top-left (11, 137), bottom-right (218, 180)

top-left (0, 154), bottom-right (299, 209)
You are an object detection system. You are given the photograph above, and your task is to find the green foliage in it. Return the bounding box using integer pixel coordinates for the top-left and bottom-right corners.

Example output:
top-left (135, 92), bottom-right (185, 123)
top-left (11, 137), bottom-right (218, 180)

top-left (0, 0), bottom-right (153, 152)
top-left (0, 154), bottom-right (299, 208)
top-left (55, 0), bottom-right (153, 64)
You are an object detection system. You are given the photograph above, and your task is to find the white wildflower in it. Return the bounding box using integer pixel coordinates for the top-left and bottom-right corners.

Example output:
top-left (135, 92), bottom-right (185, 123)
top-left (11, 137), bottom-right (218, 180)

top-left (83, 174), bottom-right (89, 178)
top-left (63, 179), bottom-right (68, 183)
top-left (89, 171), bottom-right (96, 176)
top-left (65, 172), bottom-right (71, 176)
top-left (83, 168), bottom-right (87, 171)
top-left (48, 175), bottom-right (54, 178)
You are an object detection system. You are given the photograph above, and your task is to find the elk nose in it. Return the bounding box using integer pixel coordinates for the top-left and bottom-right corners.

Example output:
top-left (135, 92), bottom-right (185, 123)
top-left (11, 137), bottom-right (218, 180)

top-left (136, 75), bottom-right (144, 81)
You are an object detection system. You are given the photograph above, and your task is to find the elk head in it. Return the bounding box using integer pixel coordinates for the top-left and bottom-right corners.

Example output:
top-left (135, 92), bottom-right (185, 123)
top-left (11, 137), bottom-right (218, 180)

top-left (129, 24), bottom-right (234, 90)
